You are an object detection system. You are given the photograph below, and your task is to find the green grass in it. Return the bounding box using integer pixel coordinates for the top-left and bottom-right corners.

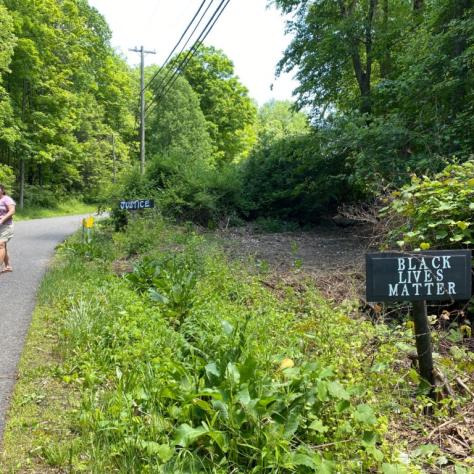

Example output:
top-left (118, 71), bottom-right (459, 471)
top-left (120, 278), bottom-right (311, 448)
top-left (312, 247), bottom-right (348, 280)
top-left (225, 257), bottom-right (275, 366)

top-left (1, 216), bottom-right (473, 473)
top-left (14, 199), bottom-right (97, 221)
top-left (0, 260), bottom-right (82, 473)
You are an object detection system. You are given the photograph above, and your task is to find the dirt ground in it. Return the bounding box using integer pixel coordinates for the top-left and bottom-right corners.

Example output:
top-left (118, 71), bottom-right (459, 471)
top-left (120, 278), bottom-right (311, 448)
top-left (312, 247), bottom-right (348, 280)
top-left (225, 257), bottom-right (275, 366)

top-left (216, 224), bottom-right (374, 301)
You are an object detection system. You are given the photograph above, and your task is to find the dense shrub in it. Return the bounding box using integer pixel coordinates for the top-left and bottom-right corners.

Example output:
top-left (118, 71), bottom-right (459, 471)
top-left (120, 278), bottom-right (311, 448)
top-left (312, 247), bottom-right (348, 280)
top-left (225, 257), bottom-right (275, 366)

top-left (146, 152), bottom-right (243, 226)
top-left (384, 159), bottom-right (474, 250)
top-left (22, 184), bottom-right (69, 208)
top-left (241, 133), bottom-right (353, 222)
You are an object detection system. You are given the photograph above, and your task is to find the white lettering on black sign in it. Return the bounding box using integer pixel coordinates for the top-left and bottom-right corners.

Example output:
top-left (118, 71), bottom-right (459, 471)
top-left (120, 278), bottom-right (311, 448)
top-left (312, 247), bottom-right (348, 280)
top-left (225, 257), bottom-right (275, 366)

top-left (119, 199), bottom-right (155, 211)
top-left (366, 250), bottom-right (471, 301)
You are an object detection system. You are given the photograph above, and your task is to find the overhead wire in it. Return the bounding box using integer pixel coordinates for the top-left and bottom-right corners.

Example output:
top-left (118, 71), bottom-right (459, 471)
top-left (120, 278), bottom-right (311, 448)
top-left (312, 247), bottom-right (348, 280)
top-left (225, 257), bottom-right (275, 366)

top-left (158, 0), bottom-right (230, 99)
top-left (144, 0), bottom-right (221, 111)
top-left (145, 0), bottom-right (231, 118)
top-left (143, 0), bottom-right (211, 93)
top-left (133, 0), bottom-right (213, 139)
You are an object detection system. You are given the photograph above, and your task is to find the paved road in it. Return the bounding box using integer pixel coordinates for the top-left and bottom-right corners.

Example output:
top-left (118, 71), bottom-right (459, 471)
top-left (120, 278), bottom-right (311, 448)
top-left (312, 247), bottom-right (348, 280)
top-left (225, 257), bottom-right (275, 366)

top-left (0, 214), bottom-right (91, 441)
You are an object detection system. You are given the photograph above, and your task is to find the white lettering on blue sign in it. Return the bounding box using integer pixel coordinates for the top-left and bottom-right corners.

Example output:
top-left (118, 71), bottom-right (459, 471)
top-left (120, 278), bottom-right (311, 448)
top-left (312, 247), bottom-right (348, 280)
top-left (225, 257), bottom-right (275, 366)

top-left (119, 199), bottom-right (154, 211)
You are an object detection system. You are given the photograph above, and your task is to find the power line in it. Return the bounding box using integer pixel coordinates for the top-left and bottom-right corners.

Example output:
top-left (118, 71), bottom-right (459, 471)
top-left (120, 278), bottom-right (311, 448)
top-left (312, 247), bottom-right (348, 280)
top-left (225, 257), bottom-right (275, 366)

top-left (143, 0), bottom-right (211, 93)
top-left (146, 0), bottom-right (231, 118)
top-left (159, 0), bottom-right (230, 99)
top-left (130, 1), bottom-right (213, 170)
top-left (142, 0), bottom-right (214, 98)
top-left (146, 0), bottom-right (229, 117)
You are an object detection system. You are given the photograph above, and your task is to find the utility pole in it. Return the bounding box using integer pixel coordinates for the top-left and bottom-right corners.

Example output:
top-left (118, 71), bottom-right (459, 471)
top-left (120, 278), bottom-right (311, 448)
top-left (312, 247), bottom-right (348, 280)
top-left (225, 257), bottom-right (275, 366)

top-left (129, 46), bottom-right (156, 175)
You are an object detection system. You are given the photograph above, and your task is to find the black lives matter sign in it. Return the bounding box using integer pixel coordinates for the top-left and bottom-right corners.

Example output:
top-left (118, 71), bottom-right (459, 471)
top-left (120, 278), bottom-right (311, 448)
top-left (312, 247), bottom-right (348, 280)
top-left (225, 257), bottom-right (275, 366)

top-left (366, 250), bottom-right (472, 301)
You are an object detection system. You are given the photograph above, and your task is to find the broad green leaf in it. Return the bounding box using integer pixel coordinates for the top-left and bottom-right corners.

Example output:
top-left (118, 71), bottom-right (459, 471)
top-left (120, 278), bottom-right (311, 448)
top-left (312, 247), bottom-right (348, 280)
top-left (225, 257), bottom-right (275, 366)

top-left (225, 362), bottom-right (240, 384)
top-left (207, 430), bottom-right (229, 453)
top-left (292, 453), bottom-right (317, 470)
top-left (412, 443), bottom-right (438, 458)
top-left (156, 444), bottom-right (174, 463)
top-left (173, 423), bottom-right (208, 448)
top-left (236, 385), bottom-right (251, 406)
top-left (354, 404), bottom-right (377, 425)
top-left (192, 398), bottom-right (214, 413)
top-left (317, 381), bottom-right (328, 401)
top-left (327, 381), bottom-right (350, 400)
top-left (149, 289), bottom-right (169, 304)
top-left (336, 399), bottom-right (351, 413)
top-left (284, 411), bottom-right (300, 438)
top-left (362, 430), bottom-right (378, 447)
top-left (456, 221), bottom-right (470, 230)
top-left (221, 320), bottom-right (234, 336)
top-left (382, 463), bottom-right (408, 474)
top-left (309, 418), bottom-right (328, 433)
top-left (318, 366), bottom-right (334, 379)
top-left (205, 362), bottom-right (220, 378)
top-left (258, 396), bottom-right (277, 408)
top-left (238, 356), bottom-right (257, 382)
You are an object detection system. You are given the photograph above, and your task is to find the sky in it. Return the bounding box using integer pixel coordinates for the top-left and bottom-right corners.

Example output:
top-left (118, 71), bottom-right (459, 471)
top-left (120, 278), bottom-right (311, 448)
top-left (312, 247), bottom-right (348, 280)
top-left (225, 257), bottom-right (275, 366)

top-left (88, 0), bottom-right (299, 105)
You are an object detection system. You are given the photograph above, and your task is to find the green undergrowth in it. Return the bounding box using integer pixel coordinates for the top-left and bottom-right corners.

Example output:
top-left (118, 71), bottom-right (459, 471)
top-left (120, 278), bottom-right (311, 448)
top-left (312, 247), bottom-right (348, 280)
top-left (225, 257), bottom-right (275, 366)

top-left (14, 199), bottom-right (97, 221)
top-left (1, 215), bottom-right (473, 473)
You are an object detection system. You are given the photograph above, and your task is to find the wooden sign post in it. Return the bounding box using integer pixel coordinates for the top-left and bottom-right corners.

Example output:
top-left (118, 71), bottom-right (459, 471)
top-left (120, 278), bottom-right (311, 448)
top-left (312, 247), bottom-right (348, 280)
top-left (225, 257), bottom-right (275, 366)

top-left (366, 250), bottom-right (472, 395)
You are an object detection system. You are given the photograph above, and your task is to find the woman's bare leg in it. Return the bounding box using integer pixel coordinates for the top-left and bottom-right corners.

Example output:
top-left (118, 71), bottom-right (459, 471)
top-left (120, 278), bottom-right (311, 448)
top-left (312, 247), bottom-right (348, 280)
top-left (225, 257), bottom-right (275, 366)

top-left (4, 243), bottom-right (11, 269)
top-left (0, 241), bottom-right (5, 269)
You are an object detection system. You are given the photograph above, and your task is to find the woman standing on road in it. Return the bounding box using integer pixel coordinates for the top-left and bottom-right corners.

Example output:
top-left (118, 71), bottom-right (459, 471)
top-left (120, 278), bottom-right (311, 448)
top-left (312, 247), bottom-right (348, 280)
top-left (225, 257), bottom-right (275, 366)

top-left (0, 184), bottom-right (16, 274)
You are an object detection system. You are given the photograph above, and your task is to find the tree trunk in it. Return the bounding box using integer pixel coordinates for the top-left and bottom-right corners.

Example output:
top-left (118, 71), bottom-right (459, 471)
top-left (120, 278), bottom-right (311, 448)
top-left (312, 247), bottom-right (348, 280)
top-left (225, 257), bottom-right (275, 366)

top-left (18, 79), bottom-right (29, 209)
top-left (360, 0), bottom-right (378, 114)
top-left (380, 0), bottom-right (391, 78)
top-left (19, 158), bottom-right (25, 209)
top-left (350, 51), bottom-right (372, 114)
top-left (341, 0), bottom-right (377, 114)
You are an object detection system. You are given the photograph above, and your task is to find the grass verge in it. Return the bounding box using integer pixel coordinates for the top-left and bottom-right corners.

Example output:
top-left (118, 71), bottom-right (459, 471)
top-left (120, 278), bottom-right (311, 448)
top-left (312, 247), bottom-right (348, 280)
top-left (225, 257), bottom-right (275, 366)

top-left (0, 259), bottom-right (82, 472)
top-left (1, 214), bottom-right (473, 473)
top-left (14, 199), bottom-right (97, 221)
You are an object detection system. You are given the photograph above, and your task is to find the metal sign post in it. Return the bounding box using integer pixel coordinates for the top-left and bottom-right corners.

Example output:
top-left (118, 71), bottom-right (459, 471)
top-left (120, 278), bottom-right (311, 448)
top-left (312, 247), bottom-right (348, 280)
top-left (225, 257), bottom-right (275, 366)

top-left (366, 250), bottom-right (472, 396)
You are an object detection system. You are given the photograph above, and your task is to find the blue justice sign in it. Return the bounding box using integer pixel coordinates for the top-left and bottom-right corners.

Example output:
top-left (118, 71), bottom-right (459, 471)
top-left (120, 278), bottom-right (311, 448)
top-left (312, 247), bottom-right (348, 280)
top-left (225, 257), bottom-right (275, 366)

top-left (119, 199), bottom-right (155, 211)
top-left (366, 250), bottom-right (472, 301)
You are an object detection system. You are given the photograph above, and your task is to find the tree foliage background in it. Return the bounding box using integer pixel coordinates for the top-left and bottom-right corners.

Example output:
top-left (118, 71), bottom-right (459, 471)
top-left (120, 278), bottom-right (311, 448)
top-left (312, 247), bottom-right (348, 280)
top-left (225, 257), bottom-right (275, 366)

top-left (1, 0), bottom-right (472, 224)
top-left (0, 0), bottom-right (136, 206)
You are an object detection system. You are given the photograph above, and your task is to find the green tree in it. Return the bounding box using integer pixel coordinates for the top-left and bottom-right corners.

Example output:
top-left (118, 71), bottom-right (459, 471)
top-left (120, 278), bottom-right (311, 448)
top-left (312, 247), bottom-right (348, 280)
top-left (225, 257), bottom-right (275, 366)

top-left (180, 45), bottom-right (257, 163)
top-left (0, 0), bottom-right (135, 203)
top-left (0, 4), bottom-right (17, 146)
top-left (146, 76), bottom-right (213, 164)
top-left (256, 100), bottom-right (309, 147)
top-left (273, 0), bottom-right (412, 115)
top-left (379, 0), bottom-right (474, 161)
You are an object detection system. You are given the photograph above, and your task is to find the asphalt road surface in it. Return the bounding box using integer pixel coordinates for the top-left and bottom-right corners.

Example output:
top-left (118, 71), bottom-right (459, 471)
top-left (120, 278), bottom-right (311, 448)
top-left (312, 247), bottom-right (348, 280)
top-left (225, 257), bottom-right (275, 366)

top-left (0, 214), bottom-right (91, 441)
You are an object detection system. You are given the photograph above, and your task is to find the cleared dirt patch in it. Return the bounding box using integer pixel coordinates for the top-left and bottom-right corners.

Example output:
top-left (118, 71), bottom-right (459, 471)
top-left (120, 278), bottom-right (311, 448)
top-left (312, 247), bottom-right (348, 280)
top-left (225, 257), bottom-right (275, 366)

top-left (216, 224), bottom-right (373, 300)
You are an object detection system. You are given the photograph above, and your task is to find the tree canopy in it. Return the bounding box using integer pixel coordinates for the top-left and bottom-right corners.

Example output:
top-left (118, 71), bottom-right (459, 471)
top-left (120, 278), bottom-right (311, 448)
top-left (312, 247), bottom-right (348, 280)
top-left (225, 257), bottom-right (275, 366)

top-left (180, 45), bottom-right (257, 164)
top-left (147, 75), bottom-right (214, 165)
top-left (0, 0), bottom-right (136, 204)
top-left (256, 100), bottom-right (309, 148)
top-left (274, 0), bottom-right (416, 115)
